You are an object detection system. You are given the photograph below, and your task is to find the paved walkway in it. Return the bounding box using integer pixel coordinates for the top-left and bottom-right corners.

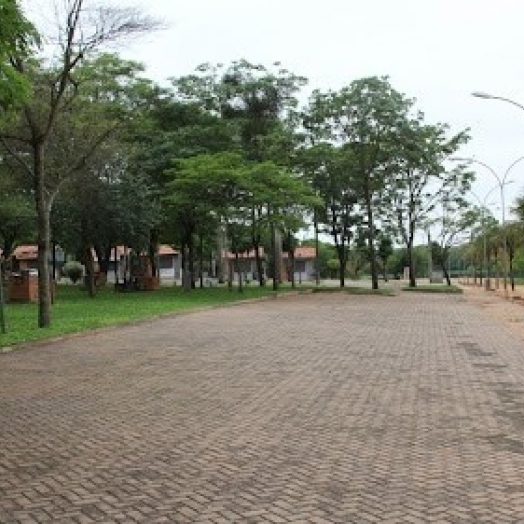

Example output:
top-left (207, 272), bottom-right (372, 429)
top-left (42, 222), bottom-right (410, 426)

top-left (2, 292), bottom-right (524, 523)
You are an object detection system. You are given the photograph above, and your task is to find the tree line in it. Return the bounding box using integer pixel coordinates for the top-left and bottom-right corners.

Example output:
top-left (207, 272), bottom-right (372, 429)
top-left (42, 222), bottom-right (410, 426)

top-left (1, 0), bottom-right (478, 328)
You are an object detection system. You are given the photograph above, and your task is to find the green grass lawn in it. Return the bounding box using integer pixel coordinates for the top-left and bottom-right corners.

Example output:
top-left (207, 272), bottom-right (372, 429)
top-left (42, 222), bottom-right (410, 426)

top-left (311, 286), bottom-right (395, 296)
top-left (402, 284), bottom-right (463, 294)
top-left (0, 284), bottom-right (298, 348)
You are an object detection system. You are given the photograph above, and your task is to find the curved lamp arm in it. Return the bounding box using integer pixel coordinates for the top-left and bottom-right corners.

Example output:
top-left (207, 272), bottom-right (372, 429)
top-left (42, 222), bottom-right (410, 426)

top-left (472, 91), bottom-right (524, 113)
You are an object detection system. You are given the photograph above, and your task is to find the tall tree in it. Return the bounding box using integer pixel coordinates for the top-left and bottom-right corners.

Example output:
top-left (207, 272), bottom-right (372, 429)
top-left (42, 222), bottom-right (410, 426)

top-left (0, 1), bottom-right (158, 327)
top-left (163, 153), bottom-right (245, 290)
top-left (430, 198), bottom-right (478, 285)
top-left (306, 77), bottom-right (412, 289)
top-left (501, 221), bottom-right (524, 291)
top-left (299, 143), bottom-right (359, 287)
top-left (384, 117), bottom-right (471, 287)
top-left (130, 89), bottom-right (237, 282)
top-left (173, 60), bottom-right (307, 286)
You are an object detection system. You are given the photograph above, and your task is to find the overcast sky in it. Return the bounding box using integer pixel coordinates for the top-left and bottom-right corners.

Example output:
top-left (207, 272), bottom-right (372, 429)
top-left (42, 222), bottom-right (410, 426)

top-left (26, 0), bottom-right (524, 221)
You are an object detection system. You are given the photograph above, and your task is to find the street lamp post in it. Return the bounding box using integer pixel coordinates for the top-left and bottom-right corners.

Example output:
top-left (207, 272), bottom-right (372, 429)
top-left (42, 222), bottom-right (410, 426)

top-left (469, 186), bottom-right (498, 289)
top-left (453, 156), bottom-right (524, 297)
top-left (471, 91), bottom-right (524, 295)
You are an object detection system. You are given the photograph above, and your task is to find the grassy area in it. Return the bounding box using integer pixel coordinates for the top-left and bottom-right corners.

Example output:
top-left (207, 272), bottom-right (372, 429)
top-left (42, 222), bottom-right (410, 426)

top-left (0, 284), bottom-right (298, 348)
top-left (311, 286), bottom-right (395, 296)
top-left (402, 284), bottom-right (463, 294)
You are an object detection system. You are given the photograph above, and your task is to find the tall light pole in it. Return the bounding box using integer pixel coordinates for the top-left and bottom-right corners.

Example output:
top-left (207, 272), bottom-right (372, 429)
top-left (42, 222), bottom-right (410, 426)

top-left (471, 90), bottom-right (524, 296)
top-left (470, 186), bottom-right (498, 289)
top-left (453, 156), bottom-right (524, 296)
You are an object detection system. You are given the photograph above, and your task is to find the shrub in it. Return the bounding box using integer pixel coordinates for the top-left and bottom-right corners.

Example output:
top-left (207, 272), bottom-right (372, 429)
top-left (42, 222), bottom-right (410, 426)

top-left (62, 261), bottom-right (84, 284)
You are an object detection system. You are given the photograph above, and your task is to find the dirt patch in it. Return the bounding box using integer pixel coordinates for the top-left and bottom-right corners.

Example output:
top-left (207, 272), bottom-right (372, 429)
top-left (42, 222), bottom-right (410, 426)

top-left (461, 284), bottom-right (524, 342)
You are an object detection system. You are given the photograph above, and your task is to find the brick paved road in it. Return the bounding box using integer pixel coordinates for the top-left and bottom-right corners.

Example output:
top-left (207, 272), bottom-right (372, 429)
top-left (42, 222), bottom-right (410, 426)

top-left (2, 293), bottom-right (524, 523)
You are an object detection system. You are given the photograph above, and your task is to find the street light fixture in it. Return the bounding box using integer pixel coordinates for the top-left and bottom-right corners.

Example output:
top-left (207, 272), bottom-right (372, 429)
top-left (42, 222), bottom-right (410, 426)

top-left (452, 156), bottom-right (524, 297)
top-left (472, 92), bottom-right (524, 112)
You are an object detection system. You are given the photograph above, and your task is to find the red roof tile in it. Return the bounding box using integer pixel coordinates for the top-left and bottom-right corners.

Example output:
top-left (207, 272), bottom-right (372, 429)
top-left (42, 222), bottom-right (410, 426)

top-left (13, 245), bottom-right (38, 261)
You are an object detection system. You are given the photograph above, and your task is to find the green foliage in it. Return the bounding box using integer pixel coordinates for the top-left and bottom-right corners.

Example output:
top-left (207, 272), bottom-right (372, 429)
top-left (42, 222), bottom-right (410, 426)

top-left (0, 0), bottom-right (39, 115)
top-left (303, 77), bottom-right (414, 288)
top-left (301, 239), bottom-right (336, 278)
top-left (169, 60), bottom-right (311, 290)
top-left (388, 246), bottom-right (429, 278)
top-left (163, 152), bottom-right (318, 257)
top-left (0, 166), bottom-right (35, 256)
top-left (0, 0), bottom-right (159, 328)
top-left (326, 258), bottom-right (340, 278)
top-left (62, 261), bottom-right (84, 284)
top-left (0, 35), bottom-right (480, 322)
top-left (430, 199), bottom-right (479, 283)
top-left (303, 76), bottom-right (472, 289)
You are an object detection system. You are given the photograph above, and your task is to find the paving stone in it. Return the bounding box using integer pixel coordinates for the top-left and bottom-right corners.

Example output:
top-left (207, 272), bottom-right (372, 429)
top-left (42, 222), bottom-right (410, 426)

top-left (2, 292), bottom-right (524, 522)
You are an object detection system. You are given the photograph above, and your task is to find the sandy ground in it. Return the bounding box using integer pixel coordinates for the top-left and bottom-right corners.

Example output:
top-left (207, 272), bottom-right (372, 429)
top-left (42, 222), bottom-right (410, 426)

top-left (460, 280), bottom-right (524, 342)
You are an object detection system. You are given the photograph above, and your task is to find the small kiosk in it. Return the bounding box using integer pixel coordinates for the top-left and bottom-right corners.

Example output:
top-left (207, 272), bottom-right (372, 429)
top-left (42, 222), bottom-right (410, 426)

top-left (8, 269), bottom-right (39, 302)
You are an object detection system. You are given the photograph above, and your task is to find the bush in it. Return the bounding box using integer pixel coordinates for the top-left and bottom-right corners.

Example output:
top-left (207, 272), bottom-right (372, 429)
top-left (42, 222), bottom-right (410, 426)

top-left (62, 261), bottom-right (84, 284)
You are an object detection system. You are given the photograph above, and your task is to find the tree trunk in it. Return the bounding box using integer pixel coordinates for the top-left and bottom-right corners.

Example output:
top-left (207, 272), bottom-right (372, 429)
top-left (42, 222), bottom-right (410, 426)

top-left (235, 252), bottom-right (243, 293)
top-left (289, 250), bottom-right (295, 289)
top-left (94, 244), bottom-right (111, 285)
top-left (199, 234), bottom-right (204, 289)
top-left (271, 222), bottom-right (279, 291)
top-left (510, 254), bottom-right (515, 291)
top-left (495, 251), bottom-right (499, 289)
top-left (1, 236), bottom-right (16, 264)
top-left (275, 229), bottom-right (283, 285)
top-left (314, 216), bottom-right (320, 286)
top-left (34, 143), bottom-right (52, 328)
top-left (254, 242), bottom-right (264, 287)
top-left (182, 243), bottom-right (191, 292)
top-left (114, 246), bottom-right (120, 285)
top-left (84, 245), bottom-right (96, 298)
top-left (365, 193), bottom-right (379, 290)
top-left (336, 244), bottom-right (346, 288)
top-left (52, 241), bottom-right (57, 282)
top-left (443, 264), bottom-right (451, 286)
top-left (407, 240), bottom-right (416, 288)
top-left (80, 217), bottom-right (95, 297)
top-left (409, 257), bottom-right (416, 287)
top-left (188, 235), bottom-right (195, 289)
top-left (216, 222), bottom-right (225, 284)
top-left (252, 210), bottom-right (265, 287)
top-left (149, 228), bottom-right (159, 278)
top-left (0, 261), bottom-right (6, 334)
top-left (228, 256), bottom-right (233, 290)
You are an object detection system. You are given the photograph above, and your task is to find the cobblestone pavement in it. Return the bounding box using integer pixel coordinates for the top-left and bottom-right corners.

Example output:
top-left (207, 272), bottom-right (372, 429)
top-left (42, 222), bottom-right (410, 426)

top-left (2, 292), bottom-right (524, 523)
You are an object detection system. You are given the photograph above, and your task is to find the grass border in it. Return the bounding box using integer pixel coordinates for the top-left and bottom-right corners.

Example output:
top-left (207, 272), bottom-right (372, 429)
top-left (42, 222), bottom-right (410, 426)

top-left (311, 286), bottom-right (396, 296)
top-left (401, 284), bottom-right (463, 294)
top-left (0, 289), bottom-right (311, 353)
